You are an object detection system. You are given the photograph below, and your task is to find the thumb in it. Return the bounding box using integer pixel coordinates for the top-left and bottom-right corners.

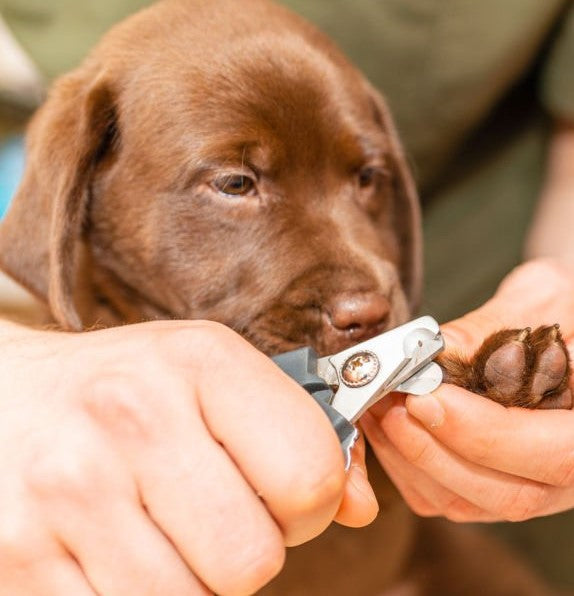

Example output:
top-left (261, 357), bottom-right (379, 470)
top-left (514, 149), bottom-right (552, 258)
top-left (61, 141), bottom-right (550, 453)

top-left (334, 434), bottom-right (379, 527)
top-left (441, 259), bottom-right (574, 354)
top-left (440, 307), bottom-right (507, 356)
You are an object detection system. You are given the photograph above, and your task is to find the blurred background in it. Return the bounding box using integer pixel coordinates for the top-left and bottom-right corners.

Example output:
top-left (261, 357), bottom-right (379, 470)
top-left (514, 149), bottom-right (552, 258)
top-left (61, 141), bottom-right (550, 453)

top-left (0, 0), bottom-right (573, 591)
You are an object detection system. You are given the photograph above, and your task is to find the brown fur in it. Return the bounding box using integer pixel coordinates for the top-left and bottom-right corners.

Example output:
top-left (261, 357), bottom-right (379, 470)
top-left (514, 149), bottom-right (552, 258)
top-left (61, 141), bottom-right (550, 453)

top-left (0, 0), bottom-right (567, 593)
top-left (0, 0), bottom-right (421, 360)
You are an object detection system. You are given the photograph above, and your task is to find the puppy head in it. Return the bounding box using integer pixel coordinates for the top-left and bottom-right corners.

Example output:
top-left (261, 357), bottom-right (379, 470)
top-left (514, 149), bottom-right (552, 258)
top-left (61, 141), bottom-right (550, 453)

top-left (0, 0), bottom-right (421, 355)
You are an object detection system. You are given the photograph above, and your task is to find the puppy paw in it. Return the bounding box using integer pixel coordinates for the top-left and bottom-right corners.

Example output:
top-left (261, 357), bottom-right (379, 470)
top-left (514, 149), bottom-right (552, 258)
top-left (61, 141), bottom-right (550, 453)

top-left (437, 325), bottom-right (572, 409)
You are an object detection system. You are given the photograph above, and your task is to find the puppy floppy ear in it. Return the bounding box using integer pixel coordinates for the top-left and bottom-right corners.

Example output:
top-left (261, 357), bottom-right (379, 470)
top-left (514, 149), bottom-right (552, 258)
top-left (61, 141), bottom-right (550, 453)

top-left (0, 70), bottom-right (117, 330)
top-left (367, 85), bottom-right (423, 312)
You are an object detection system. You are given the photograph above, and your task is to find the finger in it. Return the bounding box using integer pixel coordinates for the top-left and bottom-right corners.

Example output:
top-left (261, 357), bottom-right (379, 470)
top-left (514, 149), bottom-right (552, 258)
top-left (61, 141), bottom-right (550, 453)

top-left (334, 433), bottom-right (379, 527)
top-left (27, 417), bottom-right (207, 596)
top-left (0, 556), bottom-right (96, 596)
top-left (184, 325), bottom-right (347, 544)
top-left (441, 261), bottom-right (574, 355)
top-left (493, 260), bottom-right (574, 336)
top-left (0, 480), bottom-right (95, 596)
top-left (84, 376), bottom-right (284, 596)
top-left (362, 409), bottom-right (499, 522)
top-left (405, 384), bottom-right (574, 487)
top-left (58, 503), bottom-right (209, 596)
top-left (362, 398), bottom-right (440, 517)
top-left (49, 486), bottom-right (208, 596)
top-left (372, 395), bottom-right (574, 520)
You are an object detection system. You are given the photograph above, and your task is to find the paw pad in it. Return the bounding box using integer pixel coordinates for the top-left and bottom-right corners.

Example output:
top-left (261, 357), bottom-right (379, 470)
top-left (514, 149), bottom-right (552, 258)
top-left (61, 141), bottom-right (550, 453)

top-left (438, 325), bottom-right (572, 409)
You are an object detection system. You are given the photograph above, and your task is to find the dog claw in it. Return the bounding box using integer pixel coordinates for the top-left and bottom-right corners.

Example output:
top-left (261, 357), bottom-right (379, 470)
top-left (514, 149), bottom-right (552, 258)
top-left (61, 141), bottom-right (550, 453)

top-left (517, 327), bottom-right (531, 342)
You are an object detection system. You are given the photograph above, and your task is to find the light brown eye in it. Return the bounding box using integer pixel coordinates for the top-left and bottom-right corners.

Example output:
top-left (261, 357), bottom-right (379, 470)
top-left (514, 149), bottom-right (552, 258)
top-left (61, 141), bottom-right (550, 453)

top-left (358, 167), bottom-right (377, 188)
top-left (213, 174), bottom-right (255, 197)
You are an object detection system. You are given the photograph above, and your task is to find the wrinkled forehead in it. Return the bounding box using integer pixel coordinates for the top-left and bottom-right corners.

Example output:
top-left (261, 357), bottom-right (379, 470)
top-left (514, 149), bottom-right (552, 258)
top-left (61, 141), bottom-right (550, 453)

top-left (117, 33), bottom-right (389, 173)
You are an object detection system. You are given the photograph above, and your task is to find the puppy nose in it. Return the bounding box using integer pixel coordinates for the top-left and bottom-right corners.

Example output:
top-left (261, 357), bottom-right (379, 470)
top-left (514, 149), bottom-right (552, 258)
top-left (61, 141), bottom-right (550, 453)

top-left (326, 292), bottom-right (390, 336)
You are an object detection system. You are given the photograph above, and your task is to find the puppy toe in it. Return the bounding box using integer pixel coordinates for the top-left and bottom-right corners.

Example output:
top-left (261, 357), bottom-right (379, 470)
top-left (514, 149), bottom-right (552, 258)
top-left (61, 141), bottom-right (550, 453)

top-left (483, 336), bottom-right (527, 393)
top-left (439, 328), bottom-right (533, 405)
top-left (482, 329), bottom-right (529, 405)
top-left (531, 341), bottom-right (568, 396)
top-left (529, 325), bottom-right (572, 409)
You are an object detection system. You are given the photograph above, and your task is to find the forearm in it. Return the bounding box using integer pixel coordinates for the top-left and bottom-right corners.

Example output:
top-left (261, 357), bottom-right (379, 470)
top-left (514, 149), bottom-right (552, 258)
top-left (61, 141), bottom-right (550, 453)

top-left (524, 120), bottom-right (574, 264)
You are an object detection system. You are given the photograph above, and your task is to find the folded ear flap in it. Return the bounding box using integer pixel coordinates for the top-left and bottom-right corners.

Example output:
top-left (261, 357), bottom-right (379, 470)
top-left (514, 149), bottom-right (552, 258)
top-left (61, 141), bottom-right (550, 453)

top-left (367, 85), bottom-right (423, 312)
top-left (0, 70), bottom-right (117, 330)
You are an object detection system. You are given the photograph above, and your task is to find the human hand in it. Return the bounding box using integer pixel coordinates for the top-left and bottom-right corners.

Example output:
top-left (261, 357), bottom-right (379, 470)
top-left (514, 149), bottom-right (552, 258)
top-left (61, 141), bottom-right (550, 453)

top-left (362, 259), bottom-right (574, 523)
top-left (0, 320), bottom-right (377, 596)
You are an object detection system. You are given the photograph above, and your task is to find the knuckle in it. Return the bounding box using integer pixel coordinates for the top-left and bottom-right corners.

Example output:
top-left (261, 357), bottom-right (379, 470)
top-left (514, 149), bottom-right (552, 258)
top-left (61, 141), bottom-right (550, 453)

top-left (225, 539), bottom-right (285, 596)
top-left (156, 320), bottom-right (252, 383)
top-left (26, 449), bottom-right (98, 502)
top-left (83, 374), bottom-right (157, 441)
top-left (546, 453), bottom-right (574, 487)
top-left (286, 464), bottom-right (346, 519)
top-left (403, 437), bottom-right (434, 468)
top-left (407, 498), bottom-right (438, 518)
top-left (160, 320), bottom-right (239, 362)
top-left (443, 496), bottom-right (480, 522)
top-left (497, 483), bottom-right (549, 522)
top-left (471, 433), bottom-right (500, 467)
top-left (0, 515), bottom-right (34, 564)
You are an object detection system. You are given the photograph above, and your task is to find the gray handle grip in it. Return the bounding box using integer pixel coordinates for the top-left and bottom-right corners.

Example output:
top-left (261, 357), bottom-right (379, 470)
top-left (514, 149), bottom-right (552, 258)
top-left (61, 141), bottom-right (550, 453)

top-left (272, 347), bottom-right (358, 467)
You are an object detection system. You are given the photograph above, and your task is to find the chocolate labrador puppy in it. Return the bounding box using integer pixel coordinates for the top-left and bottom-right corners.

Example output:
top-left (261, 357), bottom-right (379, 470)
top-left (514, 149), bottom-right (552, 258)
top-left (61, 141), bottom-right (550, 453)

top-left (0, 0), bottom-right (569, 593)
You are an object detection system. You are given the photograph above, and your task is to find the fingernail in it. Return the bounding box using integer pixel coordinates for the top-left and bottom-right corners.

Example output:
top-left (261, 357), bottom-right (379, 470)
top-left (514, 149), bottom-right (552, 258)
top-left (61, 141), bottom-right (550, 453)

top-left (406, 393), bottom-right (445, 428)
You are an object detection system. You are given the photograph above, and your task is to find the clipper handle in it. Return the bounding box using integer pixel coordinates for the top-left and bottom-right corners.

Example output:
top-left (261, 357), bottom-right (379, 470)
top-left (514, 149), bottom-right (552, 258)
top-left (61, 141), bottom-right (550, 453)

top-left (272, 347), bottom-right (358, 468)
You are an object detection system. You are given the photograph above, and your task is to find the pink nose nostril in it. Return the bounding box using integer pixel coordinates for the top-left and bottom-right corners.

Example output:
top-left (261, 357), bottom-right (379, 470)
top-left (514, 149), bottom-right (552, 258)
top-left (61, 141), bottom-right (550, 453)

top-left (327, 292), bottom-right (391, 334)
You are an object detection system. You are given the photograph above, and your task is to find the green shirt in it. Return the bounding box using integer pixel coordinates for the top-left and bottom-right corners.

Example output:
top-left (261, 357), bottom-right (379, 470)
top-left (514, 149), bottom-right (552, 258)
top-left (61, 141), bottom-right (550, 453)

top-left (284, 0), bottom-right (574, 188)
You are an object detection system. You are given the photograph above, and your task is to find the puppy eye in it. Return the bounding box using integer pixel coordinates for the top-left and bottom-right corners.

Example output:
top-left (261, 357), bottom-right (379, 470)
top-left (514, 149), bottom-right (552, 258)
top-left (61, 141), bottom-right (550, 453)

top-left (213, 174), bottom-right (255, 197)
top-left (358, 167), bottom-right (377, 188)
